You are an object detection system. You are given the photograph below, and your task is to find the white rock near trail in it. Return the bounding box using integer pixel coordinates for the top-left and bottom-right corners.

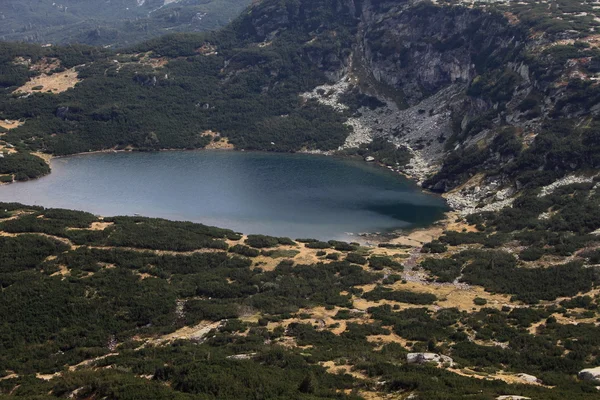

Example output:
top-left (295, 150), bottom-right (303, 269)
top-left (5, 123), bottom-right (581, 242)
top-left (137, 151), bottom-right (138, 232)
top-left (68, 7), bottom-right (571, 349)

top-left (496, 396), bottom-right (531, 400)
top-left (516, 373), bottom-right (541, 384)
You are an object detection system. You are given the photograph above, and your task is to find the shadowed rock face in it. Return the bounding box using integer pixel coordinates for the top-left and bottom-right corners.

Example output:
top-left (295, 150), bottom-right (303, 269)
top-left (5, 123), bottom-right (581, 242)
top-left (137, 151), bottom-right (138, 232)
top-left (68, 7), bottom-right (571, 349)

top-left (358, 1), bottom-right (524, 106)
top-left (236, 0), bottom-right (530, 188)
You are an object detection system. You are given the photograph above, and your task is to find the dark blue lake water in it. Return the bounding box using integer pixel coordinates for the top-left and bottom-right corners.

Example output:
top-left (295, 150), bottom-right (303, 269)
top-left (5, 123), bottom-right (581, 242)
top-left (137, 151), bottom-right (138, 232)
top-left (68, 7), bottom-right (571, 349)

top-left (0, 151), bottom-right (447, 240)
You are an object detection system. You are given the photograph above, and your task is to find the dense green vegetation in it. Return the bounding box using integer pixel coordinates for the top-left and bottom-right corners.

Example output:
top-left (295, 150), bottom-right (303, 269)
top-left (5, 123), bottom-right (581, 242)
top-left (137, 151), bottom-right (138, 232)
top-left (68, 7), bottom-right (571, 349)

top-left (0, 152), bottom-right (50, 181)
top-left (0, 0), bottom-right (356, 160)
top-left (0, 201), bottom-right (598, 399)
top-left (0, 0), bottom-right (252, 48)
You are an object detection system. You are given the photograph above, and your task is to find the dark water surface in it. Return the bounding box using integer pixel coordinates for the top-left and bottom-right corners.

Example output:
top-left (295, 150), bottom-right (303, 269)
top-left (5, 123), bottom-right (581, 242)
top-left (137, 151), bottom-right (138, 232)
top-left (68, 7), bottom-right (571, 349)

top-left (0, 151), bottom-right (448, 240)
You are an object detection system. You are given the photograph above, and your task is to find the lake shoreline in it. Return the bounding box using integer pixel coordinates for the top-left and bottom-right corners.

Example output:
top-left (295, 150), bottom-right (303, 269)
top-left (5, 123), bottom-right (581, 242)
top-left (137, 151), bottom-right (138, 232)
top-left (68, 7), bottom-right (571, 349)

top-left (4, 146), bottom-right (450, 244)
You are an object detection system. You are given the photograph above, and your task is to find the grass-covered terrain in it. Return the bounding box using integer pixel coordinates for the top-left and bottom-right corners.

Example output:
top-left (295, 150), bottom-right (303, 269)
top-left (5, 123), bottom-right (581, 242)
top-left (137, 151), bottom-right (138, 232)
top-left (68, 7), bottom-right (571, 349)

top-left (0, 203), bottom-right (598, 399)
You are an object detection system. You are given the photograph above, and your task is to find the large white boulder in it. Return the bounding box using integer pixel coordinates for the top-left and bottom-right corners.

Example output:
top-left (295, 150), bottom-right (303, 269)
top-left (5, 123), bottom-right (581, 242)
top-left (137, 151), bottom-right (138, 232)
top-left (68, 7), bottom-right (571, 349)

top-left (516, 373), bottom-right (540, 384)
top-left (406, 353), bottom-right (454, 367)
top-left (497, 396), bottom-right (530, 400)
top-left (579, 366), bottom-right (600, 382)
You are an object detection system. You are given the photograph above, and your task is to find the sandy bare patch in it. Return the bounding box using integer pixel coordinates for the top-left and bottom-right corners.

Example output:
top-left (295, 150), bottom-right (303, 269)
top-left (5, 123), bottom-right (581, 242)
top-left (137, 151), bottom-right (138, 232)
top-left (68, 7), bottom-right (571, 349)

top-left (50, 264), bottom-right (70, 277)
top-left (14, 68), bottom-right (81, 95)
top-left (384, 212), bottom-right (473, 249)
top-left (0, 373), bottom-right (18, 381)
top-left (36, 372), bottom-right (61, 381)
top-left (196, 43), bottom-right (218, 56)
top-left (90, 221), bottom-right (114, 231)
top-left (31, 151), bottom-right (52, 163)
top-left (0, 231), bottom-right (18, 237)
top-left (358, 390), bottom-right (399, 400)
top-left (152, 320), bottom-right (222, 344)
top-left (68, 353), bottom-right (119, 372)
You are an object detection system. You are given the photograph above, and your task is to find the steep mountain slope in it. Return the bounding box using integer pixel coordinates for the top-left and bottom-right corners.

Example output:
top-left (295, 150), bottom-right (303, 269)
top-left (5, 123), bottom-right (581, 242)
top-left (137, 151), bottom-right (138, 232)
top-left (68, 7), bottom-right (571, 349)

top-left (1, 1), bottom-right (600, 399)
top-left (0, 0), bottom-right (251, 47)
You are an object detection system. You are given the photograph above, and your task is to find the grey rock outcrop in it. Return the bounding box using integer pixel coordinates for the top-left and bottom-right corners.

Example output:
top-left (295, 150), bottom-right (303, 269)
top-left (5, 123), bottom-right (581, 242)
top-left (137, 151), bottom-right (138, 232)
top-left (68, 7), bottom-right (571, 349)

top-left (407, 352), bottom-right (454, 367)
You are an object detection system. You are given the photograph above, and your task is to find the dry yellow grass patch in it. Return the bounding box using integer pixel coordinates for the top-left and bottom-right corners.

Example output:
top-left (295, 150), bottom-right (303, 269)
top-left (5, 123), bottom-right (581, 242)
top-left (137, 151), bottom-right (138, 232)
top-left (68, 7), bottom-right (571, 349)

top-left (239, 311), bottom-right (261, 324)
top-left (196, 43), bottom-right (218, 55)
top-left (352, 280), bottom-right (513, 313)
top-left (252, 255), bottom-right (283, 271)
top-left (0, 373), bottom-right (18, 381)
top-left (136, 53), bottom-right (169, 68)
top-left (14, 68), bottom-right (80, 95)
top-left (0, 231), bottom-right (18, 238)
top-left (352, 297), bottom-right (423, 312)
top-left (0, 143), bottom-right (17, 154)
top-left (444, 211), bottom-right (479, 233)
top-left (549, 312), bottom-right (599, 326)
top-left (36, 372), bottom-right (61, 381)
top-left (320, 361), bottom-right (369, 380)
top-left (266, 306), bottom-right (371, 336)
top-left (90, 221), bottom-right (114, 231)
top-left (293, 244), bottom-right (323, 264)
top-left (205, 136), bottom-right (234, 150)
top-left (274, 336), bottom-right (301, 348)
top-left (203, 130), bottom-right (234, 150)
top-left (0, 119), bottom-right (23, 131)
top-left (391, 280), bottom-right (512, 312)
top-left (250, 242), bottom-right (326, 271)
top-left (29, 57), bottom-right (61, 73)
top-left (367, 332), bottom-right (411, 348)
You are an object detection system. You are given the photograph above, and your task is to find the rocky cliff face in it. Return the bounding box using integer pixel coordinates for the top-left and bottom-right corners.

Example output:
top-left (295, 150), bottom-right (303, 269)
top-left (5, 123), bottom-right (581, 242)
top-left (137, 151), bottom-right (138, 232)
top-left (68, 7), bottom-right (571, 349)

top-left (356, 0), bottom-right (523, 106)
top-left (236, 0), bottom-right (600, 214)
